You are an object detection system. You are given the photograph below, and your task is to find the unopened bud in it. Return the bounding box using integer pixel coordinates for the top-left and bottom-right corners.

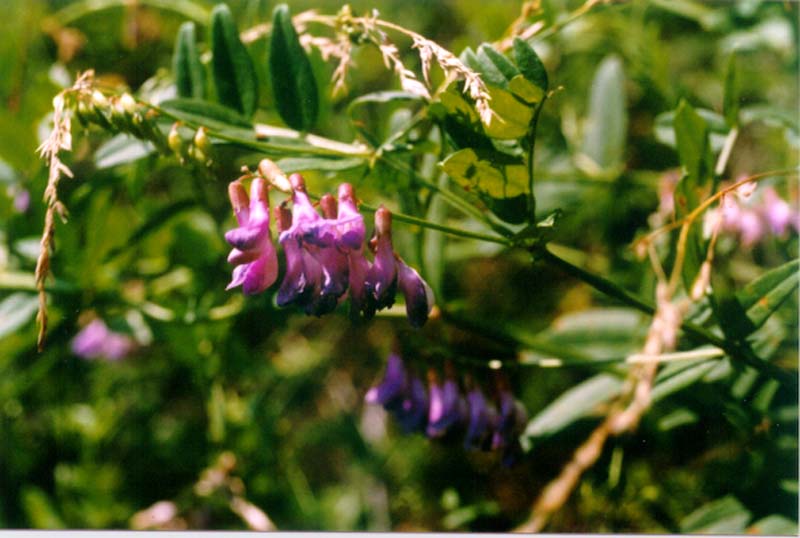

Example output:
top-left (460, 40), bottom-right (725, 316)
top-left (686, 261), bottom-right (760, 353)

top-left (91, 90), bottom-right (108, 110)
top-left (320, 194), bottom-right (337, 219)
top-left (338, 182), bottom-right (356, 203)
top-left (274, 204), bottom-right (292, 232)
top-left (257, 159), bottom-right (291, 192)
top-left (194, 126), bottom-right (211, 153)
top-left (119, 93), bottom-right (137, 114)
top-left (289, 173), bottom-right (306, 192)
top-left (228, 182), bottom-right (249, 214)
top-left (374, 205), bottom-right (392, 236)
top-left (251, 177), bottom-right (268, 204)
top-left (168, 123), bottom-right (183, 154)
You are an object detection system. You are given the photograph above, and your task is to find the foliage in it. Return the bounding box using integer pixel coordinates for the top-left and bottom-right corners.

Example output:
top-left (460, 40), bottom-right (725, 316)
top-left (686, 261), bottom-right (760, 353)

top-left (0, 0), bottom-right (797, 532)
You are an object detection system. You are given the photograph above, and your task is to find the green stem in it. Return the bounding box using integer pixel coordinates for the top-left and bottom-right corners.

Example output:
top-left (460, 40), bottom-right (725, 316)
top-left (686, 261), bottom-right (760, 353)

top-left (360, 204), bottom-right (509, 245)
top-left (526, 100), bottom-right (545, 220)
top-left (539, 247), bottom-right (798, 392)
top-left (52, 0), bottom-right (210, 25)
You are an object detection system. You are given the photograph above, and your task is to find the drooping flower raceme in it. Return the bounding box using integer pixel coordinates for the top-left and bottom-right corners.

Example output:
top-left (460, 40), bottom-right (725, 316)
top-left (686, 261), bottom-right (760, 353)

top-left (365, 353), bottom-right (527, 463)
top-left (71, 318), bottom-right (135, 361)
top-left (223, 172), bottom-right (434, 327)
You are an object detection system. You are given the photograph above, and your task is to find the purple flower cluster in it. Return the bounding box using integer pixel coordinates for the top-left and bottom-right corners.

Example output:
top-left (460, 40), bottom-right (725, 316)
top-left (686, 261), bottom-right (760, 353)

top-left (714, 185), bottom-right (799, 247)
top-left (71, 318), bottom-right (135, 361)
top-left (224, 174), bottom-right (434, 327)
top-left (365, 353), bottom-right (527, 464)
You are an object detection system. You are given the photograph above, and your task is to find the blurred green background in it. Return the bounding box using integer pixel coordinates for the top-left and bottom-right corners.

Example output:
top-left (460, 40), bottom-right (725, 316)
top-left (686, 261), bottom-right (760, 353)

top-left (0, 0), bottom-right (797, 532)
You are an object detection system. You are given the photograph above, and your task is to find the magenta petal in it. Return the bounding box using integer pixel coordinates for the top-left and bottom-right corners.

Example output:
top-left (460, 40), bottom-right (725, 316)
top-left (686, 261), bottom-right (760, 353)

top-left (241, 246), bottom-right (279, 296)
top-left (397, 261), bottom-right (434, 328)
top-left (225, 224), bottom-right (266, 250)
top-left (365, 353), bottom-right (406, 405)
top-left (366, 234), bottom-right (397, 310)
top-left (348, 250), bottom-right (372, 319)
top-left (71, 319), bottom-right (109, 358)
top-left (427, 378), bottom-right (464, 438)
top-left (464, 388), bottom-right (494, 450)
top-left (227, 248), bottom-right (258, 265)
top-left (226, 264), bottom-right (248, 291)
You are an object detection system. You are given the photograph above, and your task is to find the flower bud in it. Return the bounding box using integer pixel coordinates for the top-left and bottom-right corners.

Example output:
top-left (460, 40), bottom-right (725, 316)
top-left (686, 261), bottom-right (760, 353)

top-left (194, 126), bottom-right (211, 153)
top-left (168, 123), bottom-right (183, 155)
top-left (258, 159), bottom-right (292, 192)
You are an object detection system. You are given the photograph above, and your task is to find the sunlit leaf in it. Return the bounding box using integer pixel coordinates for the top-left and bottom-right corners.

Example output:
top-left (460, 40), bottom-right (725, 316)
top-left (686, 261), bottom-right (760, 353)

top-left (0, 293), bottom-right (38, 340)
top-left (95, 134), bottom-right (155, 169)
top-left (680, 496), bottom-right (751, 534)
top-left (522, 373), bottom-right (623, 440)
top-left (580, 55), bottom-right (626, 174)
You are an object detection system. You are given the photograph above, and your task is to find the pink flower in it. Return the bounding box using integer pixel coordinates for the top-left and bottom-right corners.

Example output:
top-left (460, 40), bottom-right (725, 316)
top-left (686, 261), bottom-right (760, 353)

top-left (224, 178), bottom-right (279, 295)
top-left (71, 319), bottom-right (134, 360)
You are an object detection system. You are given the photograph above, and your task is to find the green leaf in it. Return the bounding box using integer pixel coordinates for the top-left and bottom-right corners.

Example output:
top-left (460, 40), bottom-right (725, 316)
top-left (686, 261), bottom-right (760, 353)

top-left (508, 75), bottom-right (544, 105)
top-left (94, 134), bottom-right (155, 169)
top-left (462, 46), bottom-right (508, 89)
top-left (347, 91), bottom-right (422, 116)
top-left (273, 156), bottom-right (365, 173)
top-left (674, 99), bottom-right (713, 203)
top-left (482, 85), bottom-right (534, 139)
top-left (748, 515), bottom-right (798, 535)
top-left (723, 52), bottom-right (740, 126)
top-left (538, 307), bottom-right (647, 359)
top-left (0, 293), bottom-right (39, 340)
top-left (740, 259), bottom-right (799, 331)
top-left (423, 174), bottom-right (448, 299)
top-left (270, 3), bottom-right (319, 131)
top-left (441, 147), bottom-right (529, 223)
top-left (679, 496), bottom-right (751, 534)
top-left (173, 22), bottom-right (205, 99)
top-left (523, 373), bottom-right (623, 440)
top-left (478, 44), bottom-right (520, 82)
top-left (159, 98), bottom-right (253, 131)
top-left (651, 358), bottom-right (720, 403)
top-left (512, 38), bottom-right (548, 92)
top-left (210, 3), bottom-right (258, 116)
top-left (580, 55), bottom-right (626, 174)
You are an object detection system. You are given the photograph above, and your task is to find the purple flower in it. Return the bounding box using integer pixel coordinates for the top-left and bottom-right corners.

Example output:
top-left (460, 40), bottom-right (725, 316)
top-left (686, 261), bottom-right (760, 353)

top-left (276, 175), bottom-right (351, 316)
top-left (365, 353), bottom-right (429, 434)
top-left (464, 386), bottom-right (495, 450)
top-left (225, 178), bottom-right (279, 296)
top-left (365, 206), bottom-right (398, 311)
top-left (335, 183), bottom-right (366, 250)
top-left (490, 388), bottom-right (527, 452)
top-left (426, 370), bottom-right (466, 438)
top-left (761, 187), bottom-right (795, 236)
top-left (738, 208), bottom-right (764, 247)
top-left (13, 189), bottom-right (30, 213)
top-left (365, 352), bottom-right (406, 405)
top-left (71, 319), bottom-right (134, 361)
top-left (394, 375), bottom-right (429, 433)
top-left (275, 204), bottom-right (322, 310)
top-left (397, 260), bottom-right (435, 328)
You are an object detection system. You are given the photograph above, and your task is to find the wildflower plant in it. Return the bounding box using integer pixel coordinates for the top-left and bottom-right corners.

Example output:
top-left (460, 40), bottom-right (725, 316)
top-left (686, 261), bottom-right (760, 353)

top-left (2, 0), bottom-right (798, 532)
